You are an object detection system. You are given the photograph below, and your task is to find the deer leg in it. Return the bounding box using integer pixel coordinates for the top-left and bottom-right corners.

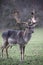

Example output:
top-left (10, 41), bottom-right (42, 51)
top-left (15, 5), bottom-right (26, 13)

top-left (6, 48), bottom-right (8, 58)
top-left (1, 47), bottom-right (4, 57)
top-left (1, 40), bottom-right (6, 57)
top-left (20, 45), bottom-right (23, 61)
top-left (6, 44), bottom-right (10, 58)
top-left (1, 42), bottom-right (6, 57)
top-left (23, 46), bottom-right (25, 60)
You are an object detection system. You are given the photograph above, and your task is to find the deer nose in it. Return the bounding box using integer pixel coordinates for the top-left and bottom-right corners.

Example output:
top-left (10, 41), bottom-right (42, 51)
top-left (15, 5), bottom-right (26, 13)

top-left (32, 30), bottom-right (34, 33)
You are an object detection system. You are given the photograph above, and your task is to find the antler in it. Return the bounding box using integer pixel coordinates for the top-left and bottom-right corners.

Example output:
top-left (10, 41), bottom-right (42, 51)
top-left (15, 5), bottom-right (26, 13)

top-left (14, 14), bottom-right (28, 25)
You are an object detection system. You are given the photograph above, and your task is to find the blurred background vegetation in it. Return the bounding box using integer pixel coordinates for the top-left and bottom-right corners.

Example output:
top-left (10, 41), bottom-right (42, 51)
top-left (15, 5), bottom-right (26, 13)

top-left (0, 0), bottom-right (43, 29)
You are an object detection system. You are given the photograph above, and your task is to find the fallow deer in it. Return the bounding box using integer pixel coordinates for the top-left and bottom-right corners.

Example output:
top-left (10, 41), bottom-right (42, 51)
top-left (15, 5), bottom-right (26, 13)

top-left (1, 10), bottom-right (37, 61)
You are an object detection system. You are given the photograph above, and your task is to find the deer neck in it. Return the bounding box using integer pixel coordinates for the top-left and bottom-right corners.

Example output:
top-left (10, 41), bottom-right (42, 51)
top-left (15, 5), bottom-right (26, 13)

top-left (23, 28), bottom-right (31, 42)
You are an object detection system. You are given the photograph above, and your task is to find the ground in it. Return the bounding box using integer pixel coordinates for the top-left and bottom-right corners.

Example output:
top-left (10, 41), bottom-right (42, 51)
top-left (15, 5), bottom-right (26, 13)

top-left (0, 28), bottom-right (43, 65)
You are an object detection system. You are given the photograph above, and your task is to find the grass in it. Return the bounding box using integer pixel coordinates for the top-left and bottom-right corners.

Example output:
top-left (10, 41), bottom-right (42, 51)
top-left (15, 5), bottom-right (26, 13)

top-left (0, 28), bottom-right (43, 65)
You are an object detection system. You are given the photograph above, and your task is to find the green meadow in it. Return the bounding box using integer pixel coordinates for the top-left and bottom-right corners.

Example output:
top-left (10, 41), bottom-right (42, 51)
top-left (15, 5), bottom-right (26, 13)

top-left (0, 28), bottom-right (43, 65)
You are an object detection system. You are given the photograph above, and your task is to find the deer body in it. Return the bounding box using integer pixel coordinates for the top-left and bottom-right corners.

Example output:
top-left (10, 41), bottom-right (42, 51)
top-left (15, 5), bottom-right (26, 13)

top-left (1, 25), bottom-right (34, 60)
top-left (8, 29), bottom-right (32, 45)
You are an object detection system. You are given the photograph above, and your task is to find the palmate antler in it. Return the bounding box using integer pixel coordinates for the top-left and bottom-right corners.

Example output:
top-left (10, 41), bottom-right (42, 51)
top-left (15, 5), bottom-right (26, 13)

top-left (14, 13), bottom-right (28, 24)
top-left (12, 9), bottom-right (38, 29)
top-left (11, 10), bottom-right (28, 24)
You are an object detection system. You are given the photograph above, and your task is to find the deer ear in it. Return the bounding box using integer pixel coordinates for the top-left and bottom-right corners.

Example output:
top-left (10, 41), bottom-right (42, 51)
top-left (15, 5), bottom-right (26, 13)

top-left (31, 12), bottom-right (34, 15)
